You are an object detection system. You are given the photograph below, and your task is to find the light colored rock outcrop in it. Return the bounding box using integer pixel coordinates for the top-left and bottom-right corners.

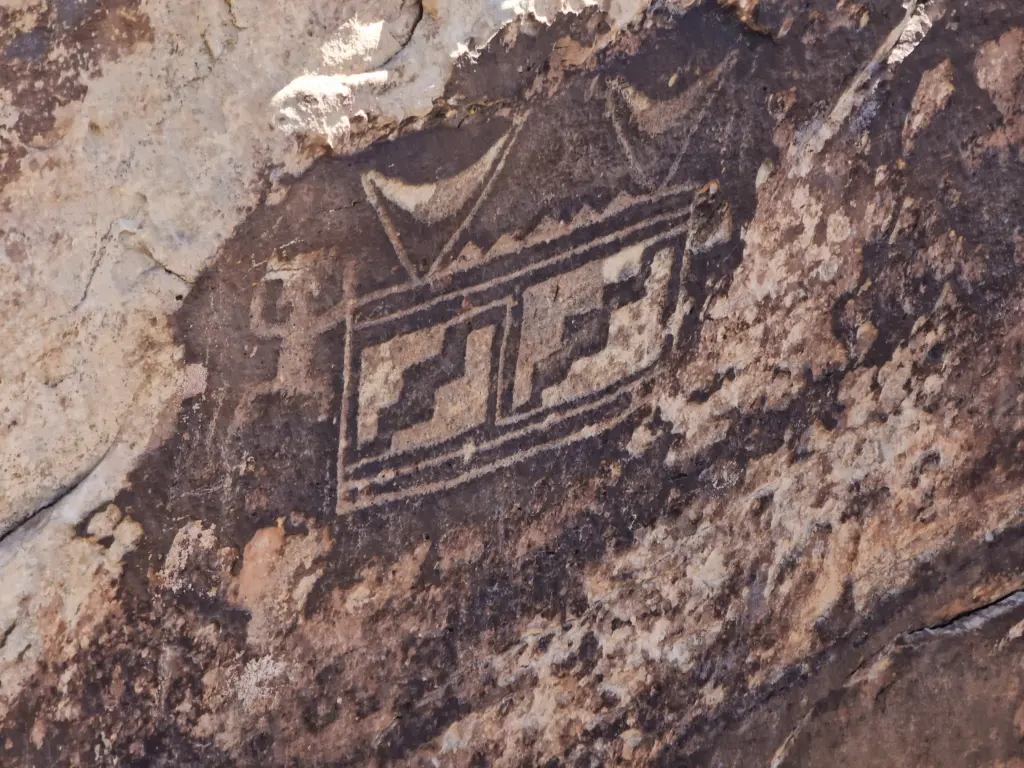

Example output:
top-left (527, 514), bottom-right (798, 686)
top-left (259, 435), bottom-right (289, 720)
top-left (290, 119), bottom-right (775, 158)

top-left (271, 0), bottom-right (650, 149)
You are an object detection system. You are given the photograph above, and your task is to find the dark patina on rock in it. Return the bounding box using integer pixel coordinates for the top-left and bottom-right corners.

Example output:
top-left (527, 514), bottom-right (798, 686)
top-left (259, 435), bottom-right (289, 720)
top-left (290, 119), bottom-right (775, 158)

top-left (5, 0), bottom-right (1024, 765)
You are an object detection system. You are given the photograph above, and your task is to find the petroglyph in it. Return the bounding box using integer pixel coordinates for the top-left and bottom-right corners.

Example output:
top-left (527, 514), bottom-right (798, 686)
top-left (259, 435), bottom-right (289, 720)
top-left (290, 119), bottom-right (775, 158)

top-left (336, 180), bottom-right (694, 511)
top-left (390, 324), bottom-right (497, 453)
top-left (362, 122), bottom-right (519, 279)
top-left (357, 324), bottom-right (446, 447)
top-left (252, 63), bottom-right (734, 513)
top-left (537, 245), bottom-right (675, 409)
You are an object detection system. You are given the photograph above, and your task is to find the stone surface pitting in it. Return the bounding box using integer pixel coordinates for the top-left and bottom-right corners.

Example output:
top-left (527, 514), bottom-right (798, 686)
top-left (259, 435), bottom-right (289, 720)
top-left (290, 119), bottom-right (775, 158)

top-left (3, 0), bottom-right (1024, 765)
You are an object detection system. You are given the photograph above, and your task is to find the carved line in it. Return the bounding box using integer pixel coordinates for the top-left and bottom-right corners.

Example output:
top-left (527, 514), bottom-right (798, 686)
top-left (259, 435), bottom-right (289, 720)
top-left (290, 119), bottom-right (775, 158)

top-left (607, 88), bottom-right (657, 191)
top-left (336, 261), bottom-right (357, 506)
top-left (658, 54), bottom-right (737, 189)
top-left (352, 214), bottom-right (691, 331)
top-left (361, 176), bottom-right (424, 284)
top-left (337, 393), bottom-right (648, 513)
top-left (428, 110), bottom-right (531, 277)
top-left (349, 184), bottom-right (694, 311)
top-left (659, 123), bottom-right (698, 191)
top-left (494, 294), bottom-right (514, 434)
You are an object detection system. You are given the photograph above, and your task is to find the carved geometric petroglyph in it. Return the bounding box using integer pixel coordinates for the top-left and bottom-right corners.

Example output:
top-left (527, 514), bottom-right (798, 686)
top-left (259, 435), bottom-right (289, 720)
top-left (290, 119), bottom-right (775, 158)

top-left (512, 254), bottom-right (608, 410)
top-left (357, 325), bottom-right (445, 446)
top-left (610, 52), bottom-right (738, 139)
top-left (337, 183), bottom-right (695, 513)
top-left (607, 51), bottom-right (738, 188)
top-left (231, 250), bottom-right (352, 430)
top-left (541, 246), bottom-right (674, 408)
top-left (362, 118), bottom-right (524, 280)
top-left (513, 241), bottom-right (673, 412)
top-left (363, 136), bottom-right (509, 225)
top-left (391, 324), bottom-right (496, 453)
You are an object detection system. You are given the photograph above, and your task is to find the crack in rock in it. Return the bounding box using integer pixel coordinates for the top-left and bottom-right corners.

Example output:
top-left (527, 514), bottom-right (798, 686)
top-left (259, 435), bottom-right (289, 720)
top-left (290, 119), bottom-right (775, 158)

top-left (771, 581), bottom-right (1024, 767)
top-left (906, 586), bottom-right (1024, 641)
top-left (0, 441), bottom-right (115, 546)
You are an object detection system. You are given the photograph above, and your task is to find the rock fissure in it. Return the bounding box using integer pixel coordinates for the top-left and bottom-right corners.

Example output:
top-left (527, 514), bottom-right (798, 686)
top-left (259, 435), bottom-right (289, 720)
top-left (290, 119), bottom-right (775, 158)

top-left (905, 584), bottom-right (1024, 641)
top-left (379, 0), bottom-right (425, 71)
top-left (0, 439), bottom-right (115, 544)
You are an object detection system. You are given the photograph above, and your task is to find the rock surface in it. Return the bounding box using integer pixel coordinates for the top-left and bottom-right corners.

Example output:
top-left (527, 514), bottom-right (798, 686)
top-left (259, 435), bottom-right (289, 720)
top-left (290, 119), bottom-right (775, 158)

top-left (2, 0), bottom-right (1024, 764)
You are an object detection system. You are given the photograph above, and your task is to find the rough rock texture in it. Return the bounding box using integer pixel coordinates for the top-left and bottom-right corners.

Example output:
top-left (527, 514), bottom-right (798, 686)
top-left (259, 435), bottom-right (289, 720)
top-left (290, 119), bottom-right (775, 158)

top-left (3, 0), bottom-right (1024, 764)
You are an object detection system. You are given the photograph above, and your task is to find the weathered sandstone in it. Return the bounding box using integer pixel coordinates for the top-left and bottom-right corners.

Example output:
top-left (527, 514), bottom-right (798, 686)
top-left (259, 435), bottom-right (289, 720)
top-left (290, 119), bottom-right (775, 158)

top-left (3, 0), bottom-right (1024, 763)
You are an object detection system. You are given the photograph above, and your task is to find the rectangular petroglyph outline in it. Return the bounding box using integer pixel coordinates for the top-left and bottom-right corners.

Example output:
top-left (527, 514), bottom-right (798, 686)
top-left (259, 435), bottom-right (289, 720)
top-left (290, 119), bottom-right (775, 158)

top-left (342, 225), bottom-right (685, 467)
top-left (336, 186), bottom-right (694, 513)
top-left (344, 226), bottom-right (685, 470)
top-left (336, 223), bottom-right (689, 510)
